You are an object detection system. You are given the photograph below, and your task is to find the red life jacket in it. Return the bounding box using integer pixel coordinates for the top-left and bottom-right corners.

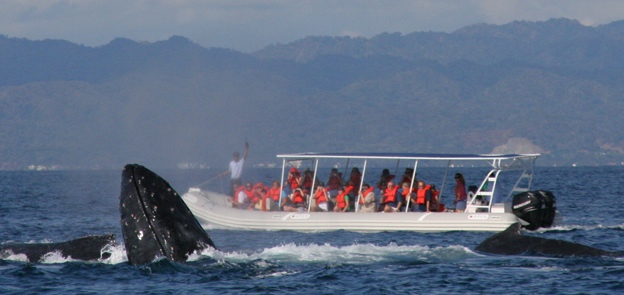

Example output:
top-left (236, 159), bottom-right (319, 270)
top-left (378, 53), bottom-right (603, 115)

top-left (383, 186), bottom-right (399, 203)
top-left (244, 188), bottom-right (256, 203)
top-left (302, 174), bottom-right (313, 189)
top-left (359, 187), bottom-right (375, 204)
top-left (401, 186), bottom-right (415, 202)
top-left (429, 188), bottom-right (440, 211)
top-left (416, 185), bottom-right (431, 204)
top-left (327, 175), bottom-right (342, 190)
top-left (455, 181), bottom-right (467, 201)
top-left (288, 171), bottom-right (300, 190)
top-left (315, 188), bottom-right (328, 203)
top-left (350, 173), bottom-right (361, 188)
top-left (292, 189), bottom-right (305, 205)
top-left (431, 188), bottom-right (439, 201)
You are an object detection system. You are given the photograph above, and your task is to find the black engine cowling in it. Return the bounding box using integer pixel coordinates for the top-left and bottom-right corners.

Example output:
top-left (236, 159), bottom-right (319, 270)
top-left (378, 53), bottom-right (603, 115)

top-left (512, 190), bottom-right (557, 230)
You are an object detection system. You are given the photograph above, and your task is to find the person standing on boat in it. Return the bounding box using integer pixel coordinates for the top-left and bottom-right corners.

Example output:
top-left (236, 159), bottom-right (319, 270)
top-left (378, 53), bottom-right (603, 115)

top-left (454, 173), bottom-right (467, 212)
top-left (220, 141), bottom-right (249, 197)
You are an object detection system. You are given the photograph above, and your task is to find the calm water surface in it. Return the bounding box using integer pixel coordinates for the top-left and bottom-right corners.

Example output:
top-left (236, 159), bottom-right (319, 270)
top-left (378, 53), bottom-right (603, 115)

top-left (1, 166), bottom-right (624, 294)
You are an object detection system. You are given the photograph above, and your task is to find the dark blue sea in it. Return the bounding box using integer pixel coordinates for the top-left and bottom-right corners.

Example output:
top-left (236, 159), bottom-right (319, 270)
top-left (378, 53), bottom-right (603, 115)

top-left (2, 166), bottom-right (624, 294)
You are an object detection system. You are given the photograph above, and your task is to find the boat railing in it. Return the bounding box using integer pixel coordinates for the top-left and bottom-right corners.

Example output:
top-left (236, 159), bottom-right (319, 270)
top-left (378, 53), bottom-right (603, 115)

top-left (274, 152), bottom-right (539, 213)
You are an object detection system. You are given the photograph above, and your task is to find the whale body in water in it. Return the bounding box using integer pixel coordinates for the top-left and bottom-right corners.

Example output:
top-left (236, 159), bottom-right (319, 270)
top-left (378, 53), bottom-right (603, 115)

top-left (475, 223), bottom-right (623, 257)
top-left (0, 234), bottom-right (115, 263)
top-left (119, 164), bottom-right (216, 265)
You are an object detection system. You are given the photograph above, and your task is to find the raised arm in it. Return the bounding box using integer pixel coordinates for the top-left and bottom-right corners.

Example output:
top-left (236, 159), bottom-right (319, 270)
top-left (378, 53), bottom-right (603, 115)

top-left (243, 141), bottom-right (249, 160)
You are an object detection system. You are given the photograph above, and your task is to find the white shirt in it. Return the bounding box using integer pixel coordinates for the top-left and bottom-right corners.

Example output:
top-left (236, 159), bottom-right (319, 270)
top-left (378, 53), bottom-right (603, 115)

top-left (229, 159), bottom-right (245, 179)
top-left (237, 190), bottom-right (248, 204)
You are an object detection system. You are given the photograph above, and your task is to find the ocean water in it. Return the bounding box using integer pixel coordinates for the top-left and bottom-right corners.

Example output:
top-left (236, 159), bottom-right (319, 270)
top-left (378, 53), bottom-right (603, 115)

top-left (1, 166), bottom-right (624, 294)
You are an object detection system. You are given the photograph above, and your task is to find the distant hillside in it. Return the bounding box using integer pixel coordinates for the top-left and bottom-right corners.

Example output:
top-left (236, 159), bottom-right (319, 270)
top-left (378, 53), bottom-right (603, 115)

top-left (253, 18), bottom-right (624, 69)
top-left (1, 18), bottom-right (624, 170)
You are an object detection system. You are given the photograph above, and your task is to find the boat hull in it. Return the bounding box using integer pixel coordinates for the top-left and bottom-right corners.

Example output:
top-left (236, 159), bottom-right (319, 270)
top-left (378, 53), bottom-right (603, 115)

top-left (182, 189), bottom-right (522, 232)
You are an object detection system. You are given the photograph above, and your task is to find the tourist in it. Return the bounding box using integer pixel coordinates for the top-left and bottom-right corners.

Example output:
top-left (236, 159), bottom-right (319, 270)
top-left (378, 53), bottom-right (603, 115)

top-left (376, 168), bottom-right (395, 190)
top-left (265, 180), bottom-right (282, 211)
top-left (400, 181), bottom-right (417, 212)
top-left (399, 167), bottom-right (416, 187)
top-left (287, 167), bottom-right (301, 192)
top-left (415, 181), bottom-right (431, 212)
top-left (358, 183), bottom-right (376, 213)
top-left (219, 141), bottom-right (249, 197)
top-left (252, 182), bottom-right (267, 210)
top-left (280, 193), bottom-right (299, 212)
top-left (333, 187), bottom-right (351, 212)
top-left (429, 184), bottom-right (441, 212)
top-left (235, 182), bottom-right (255, 210)
top-left (349, 167), bottom-right (362, 189)
top-left (326, 168), bottom-right (343, 197)
top-left (301, 168), bottom-right (316, 192)
top-left (380, 181), bottom-right (401, 212)
top-left (291, 187), bottom-right (307, 212)
top-left (312, 182), bottom-right (329, 212)
top-left (454, 173), bottom-right (467, 212)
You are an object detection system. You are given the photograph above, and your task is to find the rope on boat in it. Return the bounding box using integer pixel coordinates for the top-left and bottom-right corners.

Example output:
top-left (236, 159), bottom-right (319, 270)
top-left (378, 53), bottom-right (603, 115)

top-left (194, 174), bottom-right (223, 189)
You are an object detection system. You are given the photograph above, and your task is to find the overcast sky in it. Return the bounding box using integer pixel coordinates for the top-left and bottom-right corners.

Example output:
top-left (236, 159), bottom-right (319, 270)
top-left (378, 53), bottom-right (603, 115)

top-left (2, 0), bottom-right (624, 52)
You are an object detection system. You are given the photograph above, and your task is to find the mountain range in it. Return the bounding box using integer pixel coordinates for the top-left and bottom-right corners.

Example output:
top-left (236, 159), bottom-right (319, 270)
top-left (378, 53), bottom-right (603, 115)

top-left (1, 18), bottom-right (623, 170)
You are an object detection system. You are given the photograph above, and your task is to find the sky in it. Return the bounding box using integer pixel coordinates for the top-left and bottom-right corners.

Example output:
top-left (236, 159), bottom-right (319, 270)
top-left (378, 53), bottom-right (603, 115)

top-left (2, 0), bottom-right (624, 53)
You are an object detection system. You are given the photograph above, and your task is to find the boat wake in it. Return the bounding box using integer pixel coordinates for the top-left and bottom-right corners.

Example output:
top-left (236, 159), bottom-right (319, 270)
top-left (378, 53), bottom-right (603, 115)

top-left (191, 242), bottom-right (474, 265)
top-left (2, 242), bottom-right (475, 266)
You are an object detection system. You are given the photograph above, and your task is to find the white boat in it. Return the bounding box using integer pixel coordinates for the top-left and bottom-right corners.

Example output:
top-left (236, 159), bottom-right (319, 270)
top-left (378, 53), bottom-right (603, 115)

top-left (182, 153), bottom-right (559, 232)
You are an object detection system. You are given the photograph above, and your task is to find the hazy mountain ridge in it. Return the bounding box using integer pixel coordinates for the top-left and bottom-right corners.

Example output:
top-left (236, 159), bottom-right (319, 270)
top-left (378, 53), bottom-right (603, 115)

top-left (1, 18), bottom-right (623, 170)
top-left (254, 18), bottom-right (624, 69)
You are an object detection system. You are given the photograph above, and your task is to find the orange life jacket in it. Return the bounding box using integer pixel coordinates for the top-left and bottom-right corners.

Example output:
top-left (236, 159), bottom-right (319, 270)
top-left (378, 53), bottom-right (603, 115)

top-left (359, 187), bottom-right (375, 204)
top-left (268, 187), bottom-right (281, 202)
top-left (292, 189), bottom-right (305, 205)
top-left (416, 185), bottom-right (431, 204)
top-left (344, 185), bottom-right (355, 195)
top-left (244, 188), bottom-right (256, 203)
top-left (383, 186), bottom-right (399, 203)
top-left (336, 191), bottom-right (349, 209)
top-left (288, 172), bottom-right (300, 190)
top-left (315, 188), bottom-right (328, 203)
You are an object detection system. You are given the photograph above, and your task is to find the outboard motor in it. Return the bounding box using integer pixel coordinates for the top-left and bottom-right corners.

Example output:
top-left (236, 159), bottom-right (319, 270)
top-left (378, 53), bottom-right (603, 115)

top-left (512, 190), bottom-right (557, 230)
top-left (537, 190), bottom-right (557, 227)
